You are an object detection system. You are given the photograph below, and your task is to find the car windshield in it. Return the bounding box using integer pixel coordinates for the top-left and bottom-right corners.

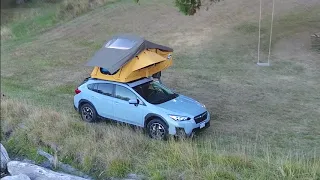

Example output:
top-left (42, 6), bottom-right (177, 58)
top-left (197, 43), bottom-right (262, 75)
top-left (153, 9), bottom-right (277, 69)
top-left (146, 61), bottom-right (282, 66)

top-left (132, 81), bottom-right (178, 104)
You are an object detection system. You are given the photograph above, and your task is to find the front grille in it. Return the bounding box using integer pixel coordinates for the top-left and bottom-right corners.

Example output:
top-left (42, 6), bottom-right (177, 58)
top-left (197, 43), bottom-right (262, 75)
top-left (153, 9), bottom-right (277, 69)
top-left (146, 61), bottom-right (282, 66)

top-left (194, 111), bottom-right (207, 124)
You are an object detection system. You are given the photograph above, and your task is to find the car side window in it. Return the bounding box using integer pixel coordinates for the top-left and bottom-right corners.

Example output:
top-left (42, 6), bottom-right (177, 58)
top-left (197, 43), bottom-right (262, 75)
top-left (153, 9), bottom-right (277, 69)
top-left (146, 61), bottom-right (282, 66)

top-left (87, 83), bottom-right (97, 91)
top-left (115, 85), bottom-right (137, 101)
top-left (97, 83), bottom-right (113, 97)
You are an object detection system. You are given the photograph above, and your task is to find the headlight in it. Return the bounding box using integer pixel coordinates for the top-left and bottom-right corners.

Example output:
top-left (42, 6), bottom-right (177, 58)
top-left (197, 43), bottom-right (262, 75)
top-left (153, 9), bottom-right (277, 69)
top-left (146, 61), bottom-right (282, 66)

top-left (169, 115), bottom-right (191, 121)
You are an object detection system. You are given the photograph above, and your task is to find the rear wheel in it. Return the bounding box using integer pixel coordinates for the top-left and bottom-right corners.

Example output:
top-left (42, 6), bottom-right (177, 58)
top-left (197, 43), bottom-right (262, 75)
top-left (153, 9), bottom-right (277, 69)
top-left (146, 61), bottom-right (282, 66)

top-left (146, 119), bottom-right (168, 140)
top-left (80, 103), bottom-right (97, 123)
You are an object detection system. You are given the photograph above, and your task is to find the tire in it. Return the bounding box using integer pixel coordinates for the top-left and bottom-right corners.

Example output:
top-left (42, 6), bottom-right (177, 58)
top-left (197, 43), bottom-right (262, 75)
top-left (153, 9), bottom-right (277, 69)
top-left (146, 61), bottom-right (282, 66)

top-left (80, 103), bottom-right (97, 123)
top-left (146, 119), bottom-right (169, 140)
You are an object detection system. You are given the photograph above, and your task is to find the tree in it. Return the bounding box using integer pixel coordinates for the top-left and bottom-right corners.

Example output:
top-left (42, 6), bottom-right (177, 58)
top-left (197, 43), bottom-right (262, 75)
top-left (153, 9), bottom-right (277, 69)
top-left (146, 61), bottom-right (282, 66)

top-left (135, 0), bottom-right (221, 15)
top-left (175, 0), bottom-right (201, 15)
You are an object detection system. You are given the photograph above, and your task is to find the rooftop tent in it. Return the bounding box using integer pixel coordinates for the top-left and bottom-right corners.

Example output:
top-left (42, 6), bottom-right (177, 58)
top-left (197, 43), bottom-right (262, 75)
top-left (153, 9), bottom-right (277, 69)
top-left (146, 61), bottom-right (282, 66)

top-left (86, 34), bottom-right (174, 83)
top-left (90, 48), bottom-right (173, 83)
top-left (86, 34), bottom-right (173, 74)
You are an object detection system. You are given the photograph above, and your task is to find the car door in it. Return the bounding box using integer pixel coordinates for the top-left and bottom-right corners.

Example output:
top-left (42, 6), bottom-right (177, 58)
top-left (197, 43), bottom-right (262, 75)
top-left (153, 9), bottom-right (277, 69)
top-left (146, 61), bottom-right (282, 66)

top-left (88, 83), bottom-right (115, 120)
top-left (113, 85), bottom-right (148, 126)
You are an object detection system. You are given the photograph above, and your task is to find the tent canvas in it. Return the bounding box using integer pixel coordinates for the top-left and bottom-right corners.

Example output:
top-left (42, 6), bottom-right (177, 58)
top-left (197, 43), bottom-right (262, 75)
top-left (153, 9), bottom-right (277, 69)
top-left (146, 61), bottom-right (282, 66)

top-left (130, 50), bottom-right (166, 71)
top-left (86, 34), bottom-right (173, 74)
top-left (90, 48), bottom-right (173, 83)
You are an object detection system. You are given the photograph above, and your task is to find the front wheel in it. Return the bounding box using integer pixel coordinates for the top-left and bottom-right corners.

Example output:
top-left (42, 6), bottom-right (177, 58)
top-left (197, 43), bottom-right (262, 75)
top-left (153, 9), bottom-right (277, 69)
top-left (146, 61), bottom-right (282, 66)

top-left (80, 103), bottom-right (97, 123)
top-left (146, 119), bottom-right (169, 140)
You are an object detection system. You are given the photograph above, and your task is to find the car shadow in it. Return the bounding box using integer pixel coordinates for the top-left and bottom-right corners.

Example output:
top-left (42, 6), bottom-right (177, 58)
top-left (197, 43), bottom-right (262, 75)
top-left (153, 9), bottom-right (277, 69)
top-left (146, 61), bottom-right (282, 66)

top-left (76, 114), bottom-right (210, 141)
top-left (95, 117), bottom-right (145, 132)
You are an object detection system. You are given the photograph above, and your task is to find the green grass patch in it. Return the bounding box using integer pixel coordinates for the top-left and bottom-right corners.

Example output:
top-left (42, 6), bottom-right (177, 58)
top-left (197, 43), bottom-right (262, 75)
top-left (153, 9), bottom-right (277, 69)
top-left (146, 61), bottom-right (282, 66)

top-left (8, 6), bottom-right (58, 40)
top-left (3, 133), bottom-right (47, 164)
top-left (107, 158), bottom-right (133, 178)
top-left (206, 171), bottom-right (237, 180)
top-left (234, 22), bottom-right (267, 35)
top-left (220, 155), bottom-right (255, 171)
top-left (55, 84), bottom-right (78, 95)
top-left (76, 40), bottom-right (102, 50)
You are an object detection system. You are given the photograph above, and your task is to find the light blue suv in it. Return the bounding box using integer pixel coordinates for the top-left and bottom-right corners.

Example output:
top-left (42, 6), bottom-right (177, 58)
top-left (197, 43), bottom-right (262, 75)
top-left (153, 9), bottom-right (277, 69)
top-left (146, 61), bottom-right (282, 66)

top-left (73, 77), bottom-right (210, 140)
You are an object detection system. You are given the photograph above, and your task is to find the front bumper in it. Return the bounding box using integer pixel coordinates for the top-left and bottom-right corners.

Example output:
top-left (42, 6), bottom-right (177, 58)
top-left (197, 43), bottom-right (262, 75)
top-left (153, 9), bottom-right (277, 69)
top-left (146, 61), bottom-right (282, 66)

top-left (168, 111), bottom-right (211, 137)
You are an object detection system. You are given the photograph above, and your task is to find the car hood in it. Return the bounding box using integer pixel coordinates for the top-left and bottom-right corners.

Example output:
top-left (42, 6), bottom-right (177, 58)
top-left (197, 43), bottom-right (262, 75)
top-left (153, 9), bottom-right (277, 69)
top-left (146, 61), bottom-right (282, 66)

top-left (156, 95), bottom-right (206, 117)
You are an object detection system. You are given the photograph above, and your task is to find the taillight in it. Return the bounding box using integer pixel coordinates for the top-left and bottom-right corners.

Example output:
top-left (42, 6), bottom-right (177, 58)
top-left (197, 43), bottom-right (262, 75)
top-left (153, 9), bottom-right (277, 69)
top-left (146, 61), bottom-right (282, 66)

top-left (75, 88), bottom-right (81, 94)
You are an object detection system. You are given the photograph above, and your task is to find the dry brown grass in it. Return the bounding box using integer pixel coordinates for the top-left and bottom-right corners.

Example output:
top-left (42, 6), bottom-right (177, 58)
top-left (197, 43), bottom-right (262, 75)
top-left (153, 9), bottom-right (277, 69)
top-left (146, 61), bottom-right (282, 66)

top-left (1, 98), bottom-right (149, 177)
top-left (0, 98), bottom-right (29, 136)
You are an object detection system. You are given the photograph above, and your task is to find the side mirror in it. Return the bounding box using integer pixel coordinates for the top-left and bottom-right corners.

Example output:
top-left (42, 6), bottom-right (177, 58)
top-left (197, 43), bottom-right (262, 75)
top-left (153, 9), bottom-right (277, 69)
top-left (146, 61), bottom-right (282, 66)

top-left (129, 99), bottom-right (139, 106)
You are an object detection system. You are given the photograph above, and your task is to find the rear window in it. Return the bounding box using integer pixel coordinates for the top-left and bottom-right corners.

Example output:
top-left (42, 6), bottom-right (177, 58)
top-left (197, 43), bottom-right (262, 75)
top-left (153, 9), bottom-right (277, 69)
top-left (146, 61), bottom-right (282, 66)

top-left (97, 84), bottom-right (113, 96)
top-left (87, 83), bottom-right (114, 97)
top-left (105, 38), bottom-right (136, 50)
top-left (87, 83), bottom-right (97, 91)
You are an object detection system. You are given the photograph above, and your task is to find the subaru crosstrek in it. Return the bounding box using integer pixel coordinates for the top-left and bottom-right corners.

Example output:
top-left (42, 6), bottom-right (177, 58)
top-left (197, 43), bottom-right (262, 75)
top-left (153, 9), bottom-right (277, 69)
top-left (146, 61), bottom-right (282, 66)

top-left (73, 77), bottom-right (210, 140)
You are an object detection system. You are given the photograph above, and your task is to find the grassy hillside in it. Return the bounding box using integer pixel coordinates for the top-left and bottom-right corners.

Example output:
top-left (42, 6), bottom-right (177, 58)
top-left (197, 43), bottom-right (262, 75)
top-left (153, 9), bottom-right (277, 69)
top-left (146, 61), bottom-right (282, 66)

top-left (1, 98), bottom-right (319, 179)
top-left (1, 0), bottom-right (320, 179)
